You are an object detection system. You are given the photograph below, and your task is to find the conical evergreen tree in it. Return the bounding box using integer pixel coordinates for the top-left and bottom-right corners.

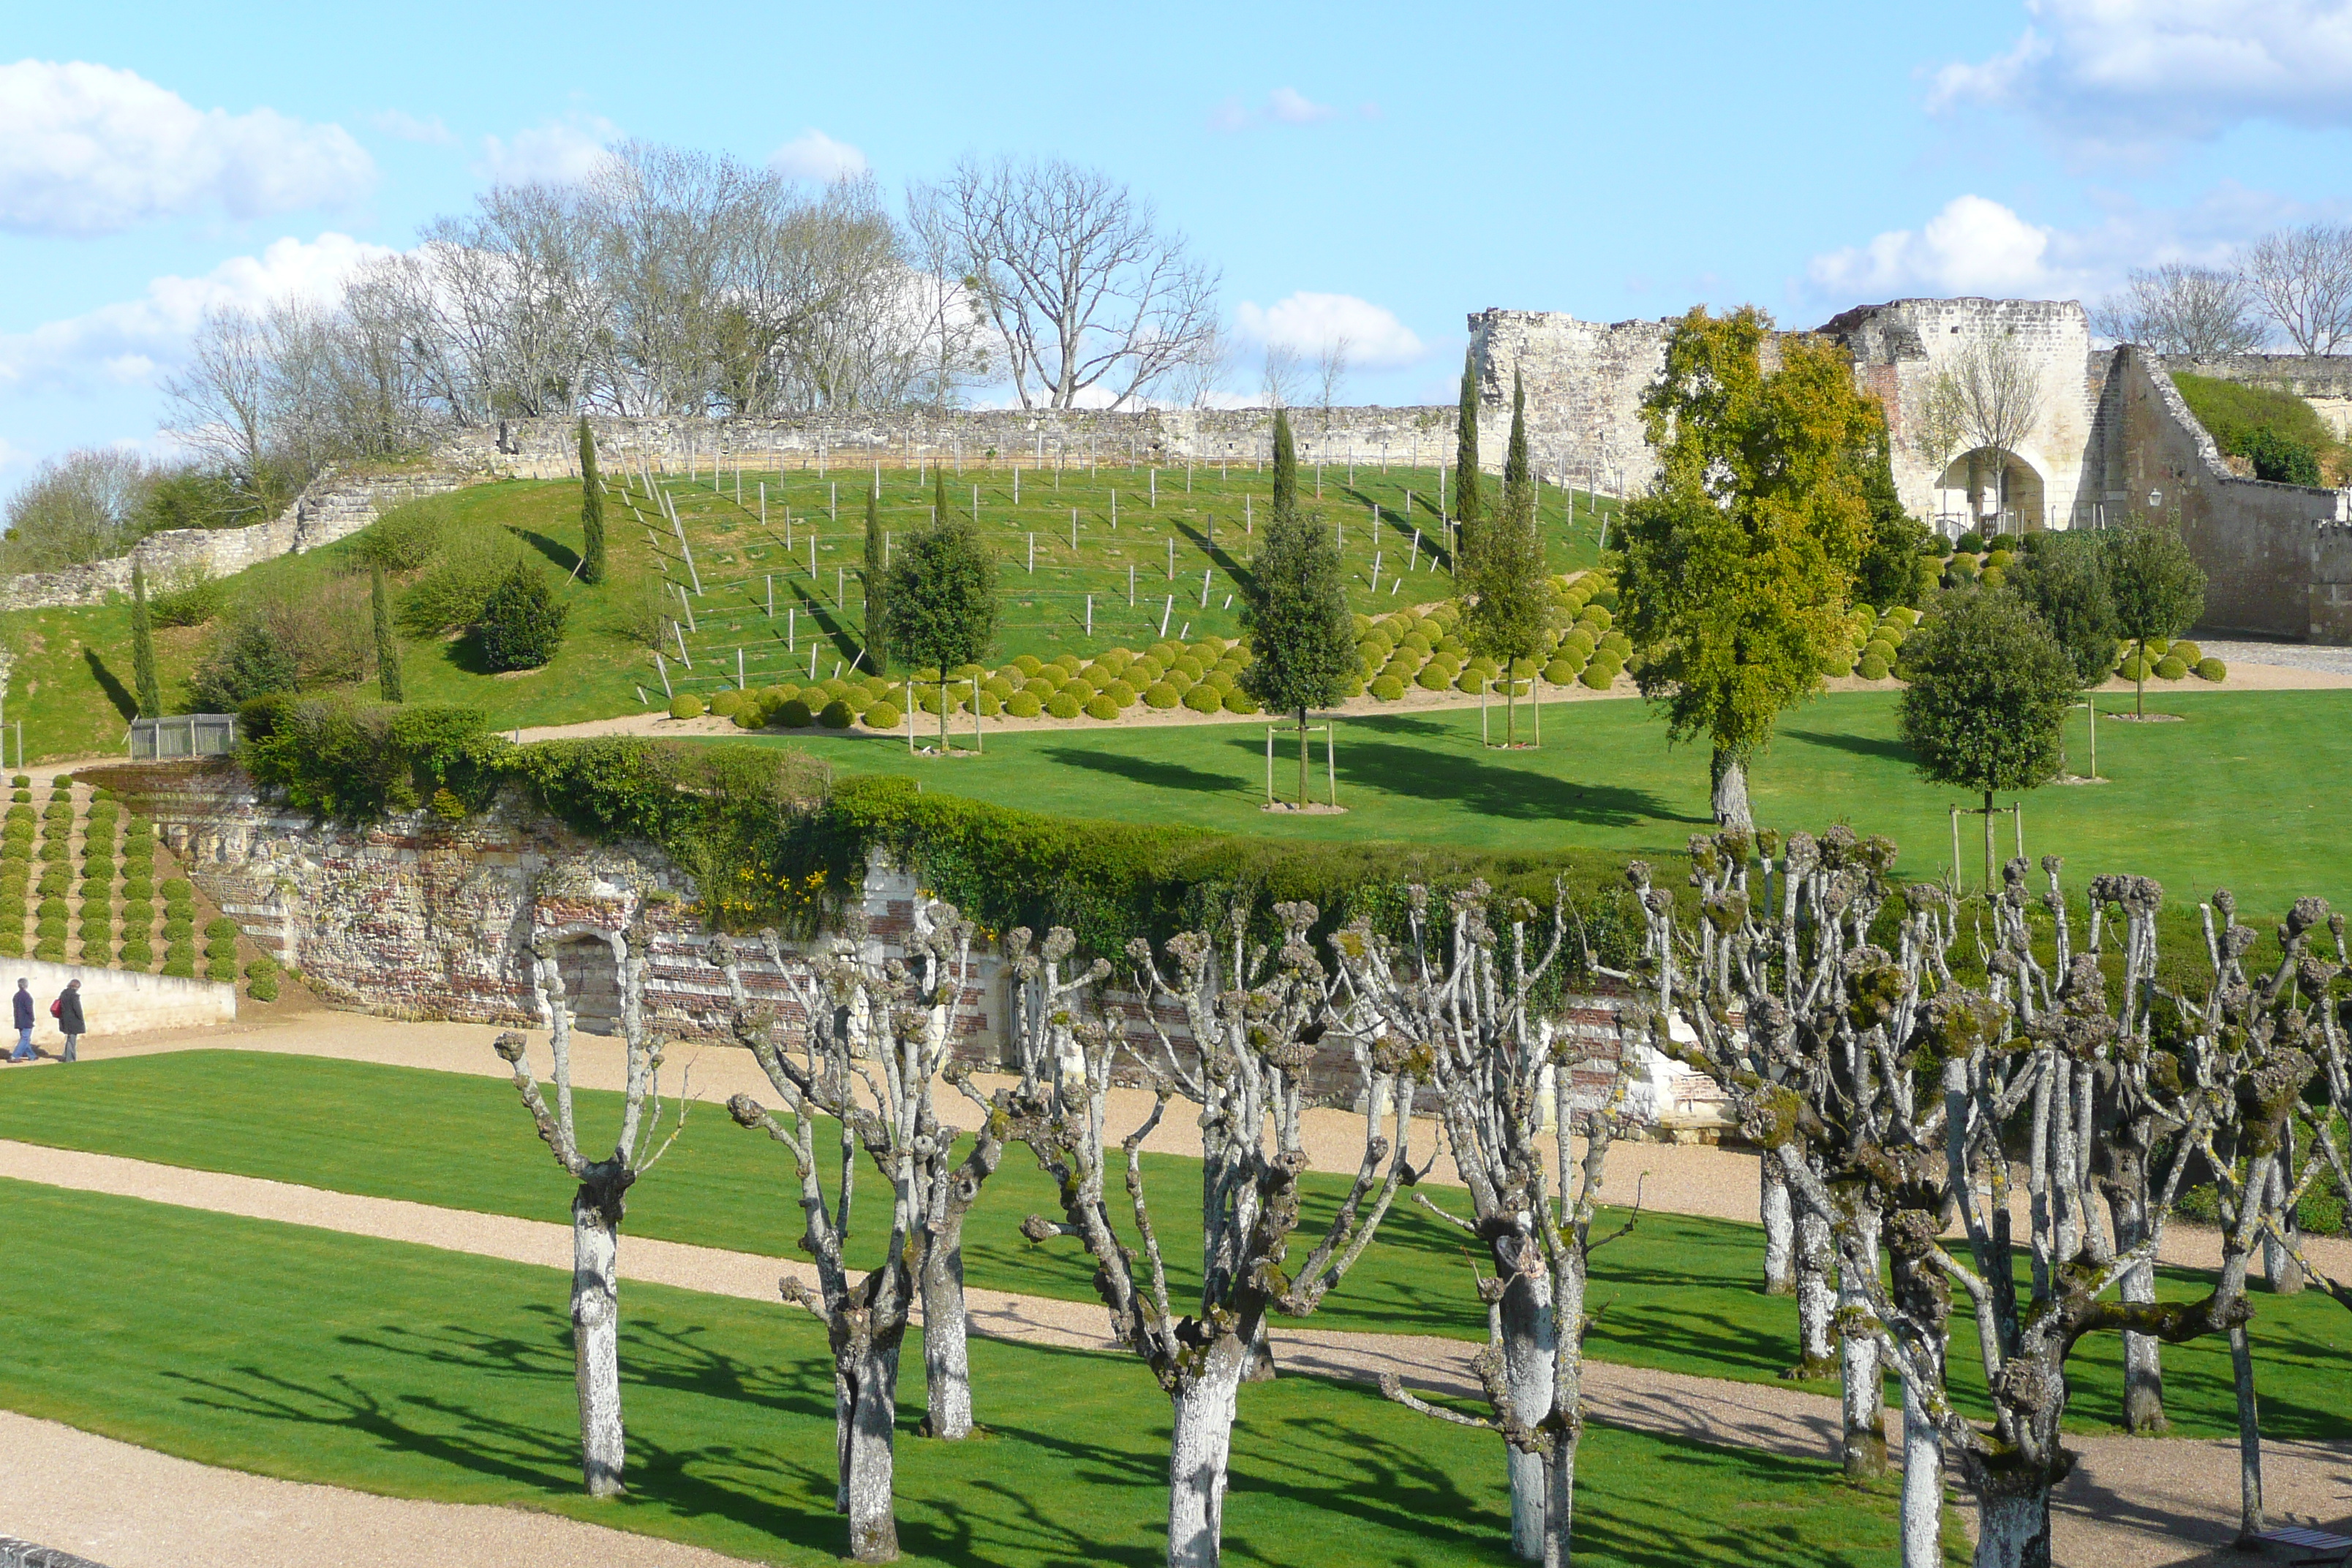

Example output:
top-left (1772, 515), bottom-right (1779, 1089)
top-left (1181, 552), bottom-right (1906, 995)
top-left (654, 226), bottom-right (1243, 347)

top-left (934, 467), bottom-right (951, 530)
top-left (1240, 408), bottom-right (1354, 804)
top-left (864, 486), bottom-right (889, 674)
top-left (578, 418), bottom-right (606, 585)
top-left (373, 562), bottom-right (404, 702)
top-left (1453, 346), bottom-right (1483, 569)
top-left (129, 562), bottom-right (161, 717)
top-left (1464, 373), bottom-right (1550, 744)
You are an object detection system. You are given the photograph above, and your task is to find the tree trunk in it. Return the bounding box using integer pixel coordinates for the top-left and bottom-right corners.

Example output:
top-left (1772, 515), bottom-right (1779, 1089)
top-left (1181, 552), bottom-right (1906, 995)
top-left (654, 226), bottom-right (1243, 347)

top-left (939, 680), bottom-right (950, 751)
top-left (1975, 1486), bottom-right (2053, 1568)
top-left (1761, 1159), bottom-right (1795, 1295)
top-left (1788, 1206), bottom-right (1836, 1380)
top-left (2264, 1156), bottom-right (2305, 1295)
top-left (1710, 747), bottom-right (1752, 834)
top-left (2231, 1322), bottom-right (2265, 1543)
top-left (1839, 1215), bottom-right (1888, 1480)
top-left (919, 1218), bottom-right (973, 1439)
top-left (1166, 1340), bottom-right (1250, 1568)
top-left (1243, 1320), bottom-right (1276, 1382)
top-left (1499, 1259), bottom-right (1558, 1560)
top-left (571, 1182), bottom-right (626, 1499)
top-left (842, 1334), bottom-right (904, 1563)
top-left (1983, 790), bottom-right (1997, 894)
top-left (1297, 713), bottom-right (1309, 807)
top-left (2105, 1186), bottom-right (2167, 1433)
top-left (1900, 1376), bottom-right (1943, 1568)
top-left (1538, 1245), bottom-right (1590, 1568)
top-left (2135, 639), bottom-right (2146, 717)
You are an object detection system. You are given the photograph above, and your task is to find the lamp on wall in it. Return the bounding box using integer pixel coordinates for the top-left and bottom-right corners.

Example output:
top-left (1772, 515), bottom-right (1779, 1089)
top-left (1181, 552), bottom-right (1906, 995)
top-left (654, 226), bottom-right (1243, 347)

top-left (2148, 491), bottom-right (2163, 509)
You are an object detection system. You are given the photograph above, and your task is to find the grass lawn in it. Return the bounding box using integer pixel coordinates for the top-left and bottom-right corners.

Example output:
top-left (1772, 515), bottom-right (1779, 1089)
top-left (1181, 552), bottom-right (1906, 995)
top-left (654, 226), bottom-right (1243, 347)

top-left (6, 1051), bottom-right (2348, 1443)
top-left (735, 686), bottom-right (2352, 919)
top-left (0, 1177), bottom-right (1951, 1567)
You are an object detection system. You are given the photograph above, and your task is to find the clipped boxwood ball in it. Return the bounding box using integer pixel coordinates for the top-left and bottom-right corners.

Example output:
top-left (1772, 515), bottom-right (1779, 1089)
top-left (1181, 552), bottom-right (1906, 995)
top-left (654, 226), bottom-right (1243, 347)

top-left (1045, 693), bottom-right (1084, 720)
top-left (1006, 693), bottom-right (1044, 718)
top-left (1011, 654), bottom-right (1043, 676)
top-left (1143, 682), bottom-right (1180, 709)
top-left (2117, 655), bottom-right (2149, 682)
top-left (974, 690), bottom-right (1002, 717)
top-left (709, 690), bottom-right (745, 719)
top-left (1369, 675), bottom-right (1406, 701)
top-left (1578, 663), bottom-right (1615, 690)
top-left (780, 698), bottom-right (814, 728)
top-left (1083, 694), bottom-right (1120, 721)
top-left (2195, 657), bottom-right (2228, 682)
top-left (2155, 655), bottom-right (2189, 681)
top-left (1543, 659), bottom-right (1579, 685)
top-left (668, 693), bottom-right (705, 720)
top-left (734, 707), bottom-right (763, 729)
top-left (1106, 679), bottom-right (1139, 706)
top-left (864, 701), bottom-right (902, 729)
top-left (1857, 653), bottom-right (1891, 680)
top-left (1820, 652), bottom-right (1855, 676)
top-left (1221, 688), bottom-right (1260, 714)
top-left (1182, 685), bottom-right (1222, 713)
top-left (2171, 639), bottom-right (2202, 666)
top-left (1863, 639), bottom-right (1898, 666)
top-left (818, 700), bottom-right (853, 728)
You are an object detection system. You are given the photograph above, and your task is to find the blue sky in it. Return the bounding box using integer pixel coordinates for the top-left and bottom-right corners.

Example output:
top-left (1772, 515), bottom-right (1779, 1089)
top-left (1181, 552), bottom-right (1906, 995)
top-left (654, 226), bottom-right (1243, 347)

top-left (4, 0), bottom-right (2348, 478)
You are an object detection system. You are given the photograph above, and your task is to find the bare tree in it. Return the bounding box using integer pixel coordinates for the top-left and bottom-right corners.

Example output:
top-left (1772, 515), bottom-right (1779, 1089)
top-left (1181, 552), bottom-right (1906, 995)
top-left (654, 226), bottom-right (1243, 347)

top-left (1316, 334), bottom-right (1352, 428)
top-left (1006, 900), bottom-right (1422, 1568)
top-left (1945, 333), bottom-right (2045, 529)
top-left (930, 155), bottom-right (1221, 410)
top-left (1333, 881), bottom-right (1640, 1564)
top-left (165, 306), bottom-right (274, 490)
top-left (1166, 320), bottom-right (1230, 411)
top-left (2242, 223), bottom-right (2352, 356)
top-left (2092, 263), bottom-right (2269, 358)
top-left (720, 901), bottom-right (1006, 1563)
top-left (902, 186), bottom-right (993, 411)
top-left (492, 919), bottom-right (686, 1498)
top-left (1259, 344), bottom-right (1303, 410)
top-left (0, 448), bottom-right (162, 572)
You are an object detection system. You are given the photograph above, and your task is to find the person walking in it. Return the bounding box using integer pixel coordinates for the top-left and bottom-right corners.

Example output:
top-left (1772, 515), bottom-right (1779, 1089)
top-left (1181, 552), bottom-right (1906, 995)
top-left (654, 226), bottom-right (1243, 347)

top-left (53, 978), bottom-right (83, 1063)
top-left (7, 979), bottom-right (32, 1062)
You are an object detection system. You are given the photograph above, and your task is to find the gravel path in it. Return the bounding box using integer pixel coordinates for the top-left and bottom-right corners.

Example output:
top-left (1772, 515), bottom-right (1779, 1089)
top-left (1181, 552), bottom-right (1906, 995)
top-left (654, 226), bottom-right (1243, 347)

top-left (6, 1131), bottom-right (2351, 1566)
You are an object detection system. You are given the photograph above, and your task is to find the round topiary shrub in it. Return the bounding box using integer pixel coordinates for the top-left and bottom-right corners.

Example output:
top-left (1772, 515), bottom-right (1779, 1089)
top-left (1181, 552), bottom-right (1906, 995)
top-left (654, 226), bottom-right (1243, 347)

top-left (34, 938), bottom-right (64, 963)
top-left (2146, 637), bottom-right (2171, 659)
top-left (1011, 654), bottom-right (1044, 676)
top-left (779, 698), bottom-right (814, 728)
top-left (1221, 688), bottom-right (1261, 714)
top-left (983, 674), bottom-right (1017, 700)
top-left (1021, 677), bottom-right (1059, 702)
top-left (1006, 693), bottom-right (1044, 718)
top-left (1105, 679), bottom-right (1138, 707)
top-left (2196, 657), bottom-right (2228, 682)
top-left (734, 707), bottom-right (764, 729)
top-left (814, 700), bottom-right (850, 728)
top-left (1858, 653), bottom-right (1891, 680)
top-left (1414, 664), bottom-right (1453, 690)
top-left (2155, 655), bottom-right (2189, 681)
top-left (864, 701), bottom-right (902, 730)
top-left (1083, 694), bottom-right (1120, 721)
top-left (9, 791), bottom-right (26, 805)
top-left (1863, 638), bottom-right (1898, 667)
top-left (2171, 639), bottom-right (2202, 667)
top-left (1143, 682), bottom-right (1180, 709)
top-left (1045, 693), bottom-right (1084, 720)
top-left (709, 690), bottom-right (745, 719)
top-left (1370, 675), bottom-right (1406, 701)
top-left (1543, 659), bottom-right (1579, 685)
top-left (1182, 685), bottom-right (1222, 713)
top-left (2117, 655), bottom-right (2149, 682)
top-left (669, 693), bottom-right (705, 720)
top-left (475, 559), bottom-right (569, 671)
top-left (1578, 663), bottom-right (1615, 690)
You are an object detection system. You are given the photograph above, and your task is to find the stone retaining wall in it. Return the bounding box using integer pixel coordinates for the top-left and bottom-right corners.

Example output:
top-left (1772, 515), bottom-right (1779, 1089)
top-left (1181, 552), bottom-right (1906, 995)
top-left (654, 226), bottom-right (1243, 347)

top-left (0, 956), bottom-right (233, 1044)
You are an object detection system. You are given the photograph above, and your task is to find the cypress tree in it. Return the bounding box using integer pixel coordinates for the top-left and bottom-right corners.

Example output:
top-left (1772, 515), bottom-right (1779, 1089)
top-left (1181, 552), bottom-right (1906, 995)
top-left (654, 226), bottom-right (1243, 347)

top-left (1453, 345), bottom-right (1483, 568)
top-left (934, 466), bottom-right (951, 529)
top-left (1463, 374), bottom-right (1550, 745)
top-left (129, 562), bottom-right (161, 717)
top-left (578, 418), bottom-right (606, 586)
top-left (864, 485), bottom-right (889, 674)
top-left (1240, 407), bottom-right (1354, 804)
top-left (372, 562), bottom-right (404, 702)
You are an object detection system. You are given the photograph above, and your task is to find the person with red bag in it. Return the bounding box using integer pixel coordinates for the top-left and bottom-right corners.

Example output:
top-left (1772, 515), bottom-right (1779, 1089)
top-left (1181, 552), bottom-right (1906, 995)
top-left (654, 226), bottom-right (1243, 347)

top-left (50, 978), bottom-right (82, 1063)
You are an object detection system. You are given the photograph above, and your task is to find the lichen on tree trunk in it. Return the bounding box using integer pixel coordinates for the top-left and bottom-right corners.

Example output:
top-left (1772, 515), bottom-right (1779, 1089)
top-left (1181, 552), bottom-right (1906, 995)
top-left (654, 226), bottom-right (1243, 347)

top-left (1789, 1206), bottom-right (1837, 1379)
top-left (1165, 1341), bottom-right (1248, 1568)
top-left (1761, 1159), bottom-right (1795, 1296)
top-left (1710, 747), bottom-right (1752, 833)
top-left (1975, 1486), bottom-right (2054, 1568)
top-left (842, 1333), bottom-right (905, 1563)
top-left (571, 1180), bottom-right (627, 1499)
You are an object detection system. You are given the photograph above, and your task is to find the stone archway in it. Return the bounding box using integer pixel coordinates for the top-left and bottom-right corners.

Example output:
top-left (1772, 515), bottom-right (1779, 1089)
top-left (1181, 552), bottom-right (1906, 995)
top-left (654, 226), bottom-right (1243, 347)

top-left (1936, 447), bottom-right (2047, 535)
top-left (553, 934), bottom-right (623, 1036)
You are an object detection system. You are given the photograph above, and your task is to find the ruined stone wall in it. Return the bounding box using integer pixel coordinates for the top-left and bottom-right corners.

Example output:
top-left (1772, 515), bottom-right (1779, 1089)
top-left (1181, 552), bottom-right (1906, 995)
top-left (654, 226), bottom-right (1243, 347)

top-left (1466, 310), bottom-right (1672, 497)
top-left (2165, 353), bottom-right (2352, 442)
top-left (2095, 347), bottom-right (2352, 640)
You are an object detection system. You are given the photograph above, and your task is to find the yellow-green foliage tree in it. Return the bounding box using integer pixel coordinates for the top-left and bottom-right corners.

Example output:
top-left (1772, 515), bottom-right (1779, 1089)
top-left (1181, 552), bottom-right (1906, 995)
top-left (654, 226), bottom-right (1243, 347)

top-left (1615, 306), bottom-right (1881, 830)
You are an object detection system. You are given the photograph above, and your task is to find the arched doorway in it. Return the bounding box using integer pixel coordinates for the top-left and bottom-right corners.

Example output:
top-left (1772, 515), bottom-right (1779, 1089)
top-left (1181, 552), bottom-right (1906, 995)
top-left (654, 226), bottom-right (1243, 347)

top-left (553, 935), bottom-right (623, 1036)
top-left (1935, 447), bottom-right (2046, 536)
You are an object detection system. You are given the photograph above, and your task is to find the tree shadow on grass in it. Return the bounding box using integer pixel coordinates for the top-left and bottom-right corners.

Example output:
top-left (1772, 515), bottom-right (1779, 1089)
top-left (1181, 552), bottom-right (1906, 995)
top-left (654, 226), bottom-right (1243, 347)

top-left (1034, 745), bottom-right (1239, 796)
top-left (1779, 728), bottom-right (1910, 766)
top-left (513, 529), bottom-right (581, 576)
top-left (82, 648), bottom-right (137, 721)
top-left (1221, 734), bottom-right (1684, 828)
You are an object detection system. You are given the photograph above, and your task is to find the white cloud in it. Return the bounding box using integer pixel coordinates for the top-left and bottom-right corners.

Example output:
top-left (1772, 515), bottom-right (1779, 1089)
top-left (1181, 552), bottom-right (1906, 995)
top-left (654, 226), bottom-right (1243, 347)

top-left (1267, 87), bottom-right (1337, 125)
top-left (0, 233), bottom-right (393, 396)
top-left (0, 59), bottom-right (373, 236)
top-left (369, 108), bottom-right (458, 148)
top-left (769, 129), bottom-right (867, 182)
top-left (1809, 195), bottom-right (2057, 297)
top-left (1233, 293), bottom-right (1426, 368)
top-left (474, 116), bottom-right (618, 186)
top-left (1929, 1), bottom-right (2352, 154)
top-left (1207, 88), bottom-right (1360, 131)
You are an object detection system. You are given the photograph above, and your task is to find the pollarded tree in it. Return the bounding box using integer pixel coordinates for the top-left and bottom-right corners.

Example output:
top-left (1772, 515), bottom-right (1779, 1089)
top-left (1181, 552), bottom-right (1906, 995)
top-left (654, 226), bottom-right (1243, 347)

top-left (720, 902), bottom-right (1007, 1563)
top-left (1614, 306), bottom-right (1880, 832)
top-left (372, 562), bottom-right (404, 703)
top-left (863, 486), bottom-right (888, 674)
top-left (1895, 588), bottom-right (2077, 889)
top-left (1463, 373), bottom-right (1551, 745)
top-left (1008, 900), bottom-right (1424, 1568)
top-left (129, 562), bottom-right (161, 718)
top-left (2106, 521), bottom-right (2206, 717)
top-left (578, 417), bottom-right (606, 585)
top-left (1454, 345), bottom-right (1484, 563)
top-left (1240, 407), bottom-right (1354, 805)
top-left (493, 918), bottom-right (686, 1498)
top-left (1336, 881), bottom-right (1640, 1564)
top-left (883, 496), bottom-right (998, 750)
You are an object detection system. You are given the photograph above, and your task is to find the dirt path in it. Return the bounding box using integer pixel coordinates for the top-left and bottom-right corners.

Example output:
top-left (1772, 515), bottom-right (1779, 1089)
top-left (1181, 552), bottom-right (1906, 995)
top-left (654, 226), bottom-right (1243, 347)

top-left (4, 1134), bottom-right (2347, 1567)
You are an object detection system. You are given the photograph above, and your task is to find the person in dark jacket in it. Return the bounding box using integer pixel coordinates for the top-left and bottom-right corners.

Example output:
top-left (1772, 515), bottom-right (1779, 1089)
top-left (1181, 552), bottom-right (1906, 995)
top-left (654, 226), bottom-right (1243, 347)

top-left (54, 978), bottom-right (83, 1063)
top-left (8, 979), bottom-right (31, 1061)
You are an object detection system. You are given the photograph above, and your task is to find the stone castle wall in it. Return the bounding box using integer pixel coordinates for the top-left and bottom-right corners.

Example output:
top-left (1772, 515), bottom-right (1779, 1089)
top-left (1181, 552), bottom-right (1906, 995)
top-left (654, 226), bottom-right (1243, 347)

top-left (2164, 354), bottom-right (2352, 442)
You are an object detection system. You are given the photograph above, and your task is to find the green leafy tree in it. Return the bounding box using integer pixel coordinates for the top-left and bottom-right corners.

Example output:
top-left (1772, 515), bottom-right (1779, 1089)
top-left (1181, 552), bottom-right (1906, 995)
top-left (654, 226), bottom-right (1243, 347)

top-left (475, 559), bottom-right (569, 672)
top-left (2106, 521), bottom-right (2207, 715)
top-left (2006, 533), bottom-right (2117, 688)
top-left (578, 418), bottom-right (607, 585)
top-left (1852, 431), bottom-right (1935, 611)
top-left (1463, 373), bottom-right (1550, 745)
top-left (884, 508), bottom-right (998, 748)
top-left (1895, 588), bottom-right (2077, 888)
top-left (863, 486), bottom-right (889, 674)
top-left (1241, 407), bottom-right (1355, 804)
top-left (1615, 306), bottom-right (1881, 831)
top-left (129, 562), bottom-right (162, 717)
top-left (372, 562), bottom-right (404, 702)
top-left (1452, 346), bottom-right (1482, 568)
